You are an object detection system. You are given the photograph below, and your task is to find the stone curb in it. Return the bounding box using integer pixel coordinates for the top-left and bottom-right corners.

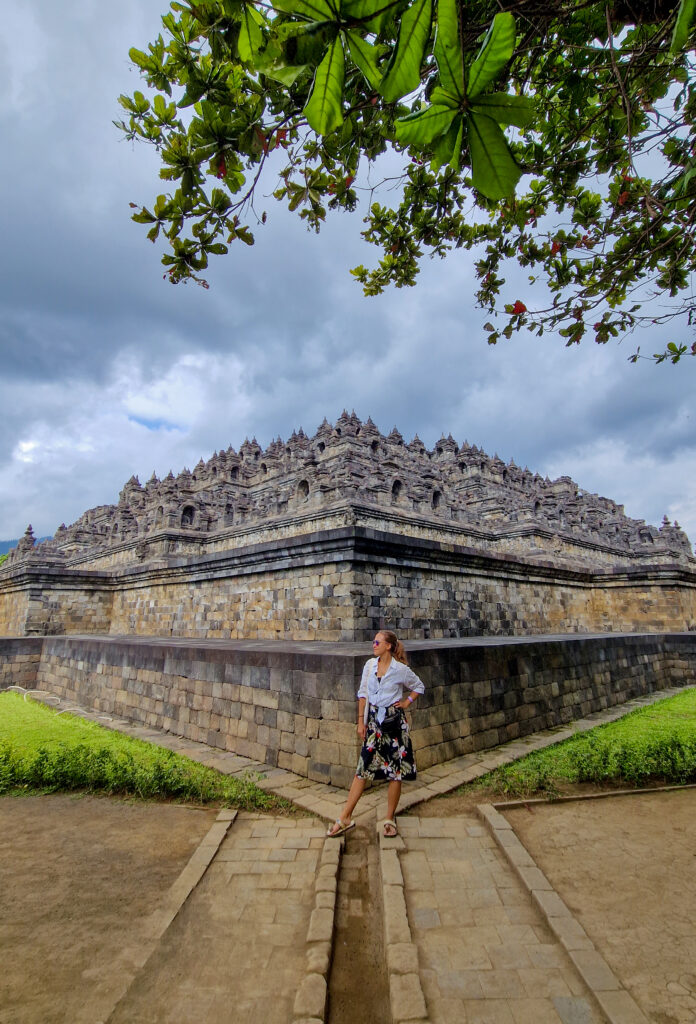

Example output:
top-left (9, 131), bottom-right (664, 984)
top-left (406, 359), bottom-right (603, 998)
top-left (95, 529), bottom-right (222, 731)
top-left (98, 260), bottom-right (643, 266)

top-left (477, 801), bottom-right (651, 1024)
top-left (292, 832), bottom-right (345, 1023)
top-left (101, 808), bottom-right (237, 1024)
top-left (376, 823), bottom-right (429, 1024)
top-left (489, 781), bottom-right (696, 811)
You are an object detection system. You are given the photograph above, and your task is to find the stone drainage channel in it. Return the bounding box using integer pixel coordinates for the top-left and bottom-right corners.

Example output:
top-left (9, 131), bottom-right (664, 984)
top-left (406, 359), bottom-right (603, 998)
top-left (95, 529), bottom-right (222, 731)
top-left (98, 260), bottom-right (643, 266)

top-left (8, 683), bottom-right (687, 1024)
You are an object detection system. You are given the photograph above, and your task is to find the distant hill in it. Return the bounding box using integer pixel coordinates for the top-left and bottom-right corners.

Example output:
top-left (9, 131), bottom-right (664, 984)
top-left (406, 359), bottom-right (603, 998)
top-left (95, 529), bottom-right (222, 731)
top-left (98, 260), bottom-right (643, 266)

top-left (0, 537), bottom-right (50, 555)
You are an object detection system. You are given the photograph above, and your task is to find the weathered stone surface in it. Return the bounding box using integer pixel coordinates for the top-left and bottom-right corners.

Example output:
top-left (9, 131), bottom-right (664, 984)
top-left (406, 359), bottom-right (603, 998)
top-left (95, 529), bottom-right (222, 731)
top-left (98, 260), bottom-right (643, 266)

top-left (305, 942), bottom-right (331, 975)
top-left (386, 942), bottom-right (420, 976)
top-left (389, 971), bottom-right (428, 1022)
top-left (293, 973), bottom-right (327, 1020)
top-left (306, 908), bottom-right (334, 943)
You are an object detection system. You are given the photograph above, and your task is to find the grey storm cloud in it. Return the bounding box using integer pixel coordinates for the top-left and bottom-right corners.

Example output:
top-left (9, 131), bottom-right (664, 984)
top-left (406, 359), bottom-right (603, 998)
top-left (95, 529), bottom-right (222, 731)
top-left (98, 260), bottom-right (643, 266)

top-left (1, 0), bottom-right (695, 547)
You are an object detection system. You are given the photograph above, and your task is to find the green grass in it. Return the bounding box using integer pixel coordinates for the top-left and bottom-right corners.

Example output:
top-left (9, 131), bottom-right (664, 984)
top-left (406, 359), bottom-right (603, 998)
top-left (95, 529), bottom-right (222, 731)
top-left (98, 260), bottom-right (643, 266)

top-left (0, 691), bottom-right (286, 810)
top-left (464, 687), bottom-right (696, 799)
top-left (0, 553), bottom-right (7, 566)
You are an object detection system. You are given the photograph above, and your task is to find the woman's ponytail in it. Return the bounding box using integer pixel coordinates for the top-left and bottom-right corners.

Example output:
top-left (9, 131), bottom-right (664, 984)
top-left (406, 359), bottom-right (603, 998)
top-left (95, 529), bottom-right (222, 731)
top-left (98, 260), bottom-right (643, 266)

top-left (380, 629), bottom-right (408, 665)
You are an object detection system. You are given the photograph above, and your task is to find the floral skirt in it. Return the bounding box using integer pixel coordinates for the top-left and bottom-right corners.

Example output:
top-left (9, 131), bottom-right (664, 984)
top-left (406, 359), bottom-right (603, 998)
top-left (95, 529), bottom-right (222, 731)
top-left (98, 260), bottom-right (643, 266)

top-left (356, 704), bottom-right (417, 782)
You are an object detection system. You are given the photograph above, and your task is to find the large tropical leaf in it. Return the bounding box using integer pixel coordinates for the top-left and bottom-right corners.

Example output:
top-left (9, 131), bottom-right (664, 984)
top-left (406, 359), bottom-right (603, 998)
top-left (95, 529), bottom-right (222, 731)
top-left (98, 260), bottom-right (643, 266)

top-left (256, 58), bottom-right (308, 85)
top-left (671, 0), bottom-right (696, 52)
top-left (431, 119), bottom-right (460, 170)
top-left (346, 30), bottom-right (382, 89)
top-left (342, 0), bottom-right (393, 33)
top-left (273, 0), bottom-right (337, 19)
top-left (304, 35), bottom-right (345, 134)
top-left (467, 110), bottom-right (521, 199)
top-left (433, 0), bottom-right (463, 99)
top-left (467, 12), bottom-right (516, 100)
top-left (238, 5), bottom-right (266, 63)
top-left (380, 0), bottom-right (432, 103)
top-left (394, 104), bottom-right (458, 144)
top-left (429, 85), bottom-right (459, 108)
top-left (471, 92), bottom-right (535, 128)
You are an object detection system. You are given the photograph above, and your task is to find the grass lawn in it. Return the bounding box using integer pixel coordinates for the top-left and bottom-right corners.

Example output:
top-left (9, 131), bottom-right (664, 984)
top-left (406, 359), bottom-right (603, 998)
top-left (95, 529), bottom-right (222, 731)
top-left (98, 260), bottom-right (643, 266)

top-left (462, 686), bottom-right (696, 798)
top-left (0, 691), bottom-right (286, 810)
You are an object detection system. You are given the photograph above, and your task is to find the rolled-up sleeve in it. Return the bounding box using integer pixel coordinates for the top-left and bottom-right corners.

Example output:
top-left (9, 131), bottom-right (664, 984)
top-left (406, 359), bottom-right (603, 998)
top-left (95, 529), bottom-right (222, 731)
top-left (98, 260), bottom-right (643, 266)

top-left (403, 664), bottom-right (425, 695)
top-left (357, 660), bottom-right (371, 699)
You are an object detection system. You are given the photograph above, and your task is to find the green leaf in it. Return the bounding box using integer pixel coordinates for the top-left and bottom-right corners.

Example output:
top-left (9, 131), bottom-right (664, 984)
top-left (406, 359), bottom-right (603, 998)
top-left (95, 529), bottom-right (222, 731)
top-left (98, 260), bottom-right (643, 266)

top-left (430, 118), bottom-right (459, 170)
top-left (470, 93), bottom-right (535, 128)
top-left (342, 0), bottom-right (392, 32)
top-left (275, 20), bottom-right (328, 40)
top-left (671, 0), bottom-right (696, 52)
top-left (429, 86), bottom-right (459, 108)
top-left (433, 0), bottom-right (463, 99)
top-left (467, 111), bottom-right (521, 199)
top-left (395, 104), bottom-right (458, 145)
top-left (346, 30), bottom-right (382, 89)
top-left (129, 47), bottom-right (153, 71)
top-left (448, 117), bottom-right (463, 170)
top-left (467, 12), bottom-right (516, 100)
top-left (380, 0), bottom-right (432, 103)
top-left (257, 59), bottom-right (309, 85)
top-left (273, 0), bottom-right (337, 18)
top-left (304, 36), bottom-right (345, 135)
top-left (238, 5), bottom-right (266, 63)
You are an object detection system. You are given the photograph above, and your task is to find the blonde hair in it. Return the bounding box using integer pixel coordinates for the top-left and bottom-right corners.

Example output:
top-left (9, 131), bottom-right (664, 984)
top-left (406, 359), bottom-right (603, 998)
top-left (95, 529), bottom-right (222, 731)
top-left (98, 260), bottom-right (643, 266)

top-left (378, 629), bottom-right (408, 665)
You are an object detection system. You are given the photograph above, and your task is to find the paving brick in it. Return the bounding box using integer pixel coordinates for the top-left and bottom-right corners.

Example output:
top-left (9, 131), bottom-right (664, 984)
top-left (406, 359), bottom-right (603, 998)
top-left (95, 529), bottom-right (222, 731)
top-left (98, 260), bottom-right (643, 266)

top-left (567, 950), bottom-right (620, 992)
top-left (386, 942), bottom-right (420, 976)
top-left (293, 974), bottom-right (327, 1020)
top-left (389, 971), bottom-right (428, 1022)
top-left (593, 989), bottom-right (650, 1024)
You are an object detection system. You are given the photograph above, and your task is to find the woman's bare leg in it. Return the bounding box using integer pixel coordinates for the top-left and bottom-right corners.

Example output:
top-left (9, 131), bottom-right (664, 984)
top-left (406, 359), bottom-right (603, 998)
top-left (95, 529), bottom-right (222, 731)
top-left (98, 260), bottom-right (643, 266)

top-left (334, 776), bottom-right (366, 826)
top-left (386, 780), bottom-right (401, 824)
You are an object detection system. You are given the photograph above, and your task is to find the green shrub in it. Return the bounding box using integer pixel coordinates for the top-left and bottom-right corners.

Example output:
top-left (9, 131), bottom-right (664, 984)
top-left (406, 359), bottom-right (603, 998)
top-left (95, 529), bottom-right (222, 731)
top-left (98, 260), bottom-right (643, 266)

top-left (467, 687), bottom-right (696, 797)
top-left (0, 693), bottom-right (284, 809)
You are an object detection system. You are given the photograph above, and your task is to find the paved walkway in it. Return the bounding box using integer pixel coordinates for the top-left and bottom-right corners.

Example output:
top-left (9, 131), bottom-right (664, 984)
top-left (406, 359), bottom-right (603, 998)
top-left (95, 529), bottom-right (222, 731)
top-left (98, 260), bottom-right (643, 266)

top-left (108, 813), bottom-right (337, 1024)
top-left (383, 816), bottom-right (603, 1024)
top-left (7, 682), bottom-right (691, 1024)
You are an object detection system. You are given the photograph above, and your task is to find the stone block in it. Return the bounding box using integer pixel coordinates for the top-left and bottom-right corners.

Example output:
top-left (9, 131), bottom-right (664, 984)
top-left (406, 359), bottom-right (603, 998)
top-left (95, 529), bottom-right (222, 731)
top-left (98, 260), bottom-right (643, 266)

top-left (386, 942), bottom-right (419, 976)
top-left (383, 884), bottom-right (411, 946)
top-left (389, 972), bottom-right (427, 1022)
top-left (305, 941), bottom-right (331, 975)
top-left (306, 907), bottom-right (334, 943)
top-left (293, 974), bottom-right (327, 1020)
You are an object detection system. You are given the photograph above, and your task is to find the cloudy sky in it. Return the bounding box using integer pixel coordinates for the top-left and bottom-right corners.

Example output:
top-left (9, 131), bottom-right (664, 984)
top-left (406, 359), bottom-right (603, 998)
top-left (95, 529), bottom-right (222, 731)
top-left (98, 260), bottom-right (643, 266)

top-left (2, 0), bottom-right (696, 547)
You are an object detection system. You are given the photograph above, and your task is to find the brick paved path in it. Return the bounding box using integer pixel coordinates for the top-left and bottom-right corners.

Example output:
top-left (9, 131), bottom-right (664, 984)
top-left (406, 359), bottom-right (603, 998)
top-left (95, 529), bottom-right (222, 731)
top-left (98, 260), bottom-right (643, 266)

top-left (387, 817), bottom-right (602, 1024)
top-left (109, 814), bottom-right (332, 1024)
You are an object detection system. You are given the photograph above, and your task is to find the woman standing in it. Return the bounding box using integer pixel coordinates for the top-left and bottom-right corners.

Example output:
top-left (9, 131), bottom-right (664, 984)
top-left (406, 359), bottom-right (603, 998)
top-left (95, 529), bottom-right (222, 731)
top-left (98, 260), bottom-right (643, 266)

top-left (327, 630), bottom-right (425, 838)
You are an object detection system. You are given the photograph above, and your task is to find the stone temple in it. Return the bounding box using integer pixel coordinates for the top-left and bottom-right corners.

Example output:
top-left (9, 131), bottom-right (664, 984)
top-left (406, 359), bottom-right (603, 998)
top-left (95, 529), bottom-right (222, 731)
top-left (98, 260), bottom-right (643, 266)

top-left (1, 413), bottom-right (695, 786)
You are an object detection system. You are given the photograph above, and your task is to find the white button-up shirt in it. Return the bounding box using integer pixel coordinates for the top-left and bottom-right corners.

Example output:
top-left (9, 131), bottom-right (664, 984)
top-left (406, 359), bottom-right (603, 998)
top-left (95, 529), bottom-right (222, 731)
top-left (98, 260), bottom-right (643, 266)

top-left (357, 658), bottom-right (425, 717)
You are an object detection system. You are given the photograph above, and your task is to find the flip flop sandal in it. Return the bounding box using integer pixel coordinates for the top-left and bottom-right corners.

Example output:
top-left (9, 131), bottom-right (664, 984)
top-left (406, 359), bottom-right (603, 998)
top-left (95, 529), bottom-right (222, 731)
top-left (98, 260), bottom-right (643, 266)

top-left (326, 819), bottom-right (356, 838)
top-left (383, 819), bottom-right (398, 838)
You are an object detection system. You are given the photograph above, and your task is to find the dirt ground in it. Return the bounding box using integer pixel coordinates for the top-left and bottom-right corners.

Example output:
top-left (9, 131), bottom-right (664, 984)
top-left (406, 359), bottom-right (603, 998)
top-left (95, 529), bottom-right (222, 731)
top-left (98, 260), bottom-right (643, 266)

top-left (0, 793), bottom-right (217, 1024)
top-left (503, 788), bottom-right (696, 1024)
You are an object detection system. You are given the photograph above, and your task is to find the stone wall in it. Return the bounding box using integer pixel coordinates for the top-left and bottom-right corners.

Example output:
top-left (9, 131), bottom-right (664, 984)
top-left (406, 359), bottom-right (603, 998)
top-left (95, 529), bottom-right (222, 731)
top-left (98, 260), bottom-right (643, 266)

top-left (0, 638), bottom-right (42, 692)
top-left (2, 632), bottom-right (694, 788)
top-left (1, 527), bottom-right (695, 641)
